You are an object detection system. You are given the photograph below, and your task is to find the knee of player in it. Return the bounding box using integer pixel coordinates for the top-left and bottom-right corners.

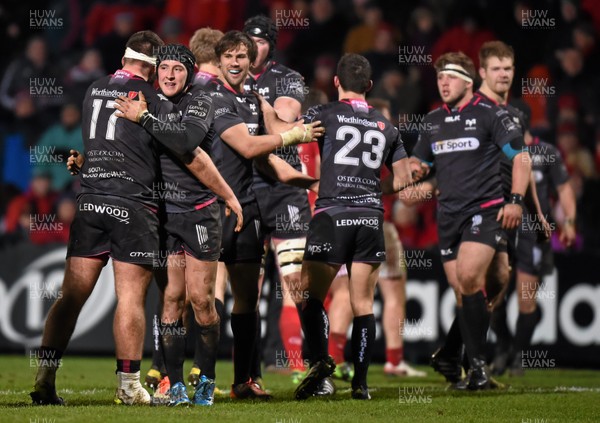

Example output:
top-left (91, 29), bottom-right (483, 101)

top-left (276, 238), bottom-right (305, 284)
top-left (191, 296), bottom-right (214, 314)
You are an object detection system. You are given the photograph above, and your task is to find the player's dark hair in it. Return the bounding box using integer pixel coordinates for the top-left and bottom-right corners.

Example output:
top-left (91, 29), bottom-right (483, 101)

top-left (190, 27), bottom-right (224, 65)
top-left (479, 40), bottom-right (515, 69)
top-left (215, 31), bottom-right (257, 64)
top-left (243, 15), bottom-right (278, 59)
top-left (434, 51), bottom-right (476, 81)
top-left (337, 54), bottom-right (372, 93)
top-left (124, 31), bottom-right (164, 64)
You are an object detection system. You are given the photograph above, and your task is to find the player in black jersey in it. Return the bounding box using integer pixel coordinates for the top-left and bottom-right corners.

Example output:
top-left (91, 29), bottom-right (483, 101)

top-left (469, 42), bottom-right (576, 376)
top-left (31, 31), bottom-right (169, 406)
top-left (142, 28), bottom-right (229, 394)
top-left (206, 31), bottom-right (322, 400)
top-left (114, 43), bottom-right (242, 406)
top-left (243, 15), bottom-right (312, 384)
top-left (266, 54), bottom-right (413, 400)
top-left (412, 51), bottom-right (531, 390)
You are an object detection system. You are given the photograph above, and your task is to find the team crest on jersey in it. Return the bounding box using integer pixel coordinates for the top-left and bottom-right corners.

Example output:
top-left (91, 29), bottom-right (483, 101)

top-left (377, 121), bottom-right (385, 130)
top-left (128, 91), bottom-right (139, 100)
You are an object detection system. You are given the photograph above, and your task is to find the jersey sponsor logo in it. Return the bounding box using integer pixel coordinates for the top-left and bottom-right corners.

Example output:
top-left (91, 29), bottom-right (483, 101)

top-left (130, 251), bottom-right (154, 258)
top-left (306, 242), bottom-right (333, 254)
top-left (214, 107), bottom-right (230, 117)
top-left (444, 115), bottom-right (460, 122)
top-left (249, 103), bottom-right (257, 113)
top-left (186, 102), bottom-right (210, 119)
top-left (90, 88), bottom-right (127, 98)
top-left (128, 91), bottom-right (139, 100)
top-left (501, 116), bottom-right (518, 132)
top-left (465, 118), bottom-right (476, 126)
top-left (336, 114), bottom-right (378, 128)
top-left (432, 138), bottom-right (480, 154)
top-left (335, 216), bottom-right (379, 230)
top-left (376, 251), bottom-right (386, 257)
top-left (78, 202), bottom-right (130, 224)
top-left (440, 248), bottom-right (453, 256)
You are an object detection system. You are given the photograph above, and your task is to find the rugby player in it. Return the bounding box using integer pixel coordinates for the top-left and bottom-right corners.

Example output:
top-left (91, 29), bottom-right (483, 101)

top-left (114, 43), bottom-right (240, 406)
top-left (274, 53), bottom-right (413, 400)
top-left (411, 51), bottom-right (531, 390)
top-left (206, 30), bottom-right (322, 400)
top-left (424, 43), bottom-right (552, 385)
top-left (471, 43), bottom-right (577, 377)
top-left (243, 14), bottom-right (312, 384)
top-left (30, 31), bottom-right (238, 406)
top-left (142, 28), bottom-right (228, 394)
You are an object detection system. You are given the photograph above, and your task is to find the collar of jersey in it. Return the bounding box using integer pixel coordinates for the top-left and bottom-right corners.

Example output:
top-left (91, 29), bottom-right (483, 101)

top-left (442, 95), bottom-right (478, 114)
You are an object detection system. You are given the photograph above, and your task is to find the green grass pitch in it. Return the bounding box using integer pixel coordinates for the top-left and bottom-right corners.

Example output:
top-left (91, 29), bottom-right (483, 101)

top-left (1, 355), bottom-right (599, 422)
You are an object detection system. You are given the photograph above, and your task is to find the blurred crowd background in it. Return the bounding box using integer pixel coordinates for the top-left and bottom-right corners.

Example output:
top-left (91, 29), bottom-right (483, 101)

top-left (1, 0), bottom-right (599, 254)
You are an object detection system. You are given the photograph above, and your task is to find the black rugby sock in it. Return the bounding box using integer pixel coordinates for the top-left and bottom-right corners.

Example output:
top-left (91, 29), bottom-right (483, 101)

top-left (441, 311), bottom-right (463, 357)
top-left (351, 314), bottom-right (375, 389)
top-left (490, 299), bottom-right (512, 352)
top-left (459, 291), bottom-right (489, 364)
top-left (249, 311), bottom-right (262, 379)
top-left (514, 308), bottom-right (540, 354)
top-left (194, 321), bottom-right (220, 380)
top-left (160, 320), bottom-right (186, 385)
top-left (231, 312), bottom-right (257, 385)
top-left (300, 297), bottom-right (330, 362)
top-left (193, 299), bottom-right (224, 369)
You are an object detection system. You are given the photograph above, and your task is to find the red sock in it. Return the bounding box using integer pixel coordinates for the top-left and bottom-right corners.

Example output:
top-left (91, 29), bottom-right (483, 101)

top-left (328, 332), bottom-right (347, 364)
top-left (279, 305), bottom-right (305, 370)
top-left (386, 347), bottom-right (403, 366)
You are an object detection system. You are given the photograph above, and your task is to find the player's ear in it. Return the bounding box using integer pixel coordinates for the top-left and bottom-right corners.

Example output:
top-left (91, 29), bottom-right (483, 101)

top-left (333, 75), bottom-right (340, 88)
top-left (121, 57), bottom-right (125, 67)
top-left (478, 66), bottom-right (486, 80)
top-left (366, 80), bottom-right (373, 92)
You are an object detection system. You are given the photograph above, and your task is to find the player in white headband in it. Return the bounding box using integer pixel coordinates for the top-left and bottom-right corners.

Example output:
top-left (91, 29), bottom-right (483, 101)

top-left (434, 52), bottom-right (477, 108)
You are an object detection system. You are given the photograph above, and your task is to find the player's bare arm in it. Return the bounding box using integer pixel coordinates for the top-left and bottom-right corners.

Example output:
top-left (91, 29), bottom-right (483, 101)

top-left (557, 181), bottom-right (577, 247)
top-left (498, 150), bottom-right (531, 229)
top-left (182, 147), bottom-right (243, 232)
top-left (381, 158), bottom-right (412, 194)
top-left (220, 121), bottom-right (323, 160)
top-left (254, 153), bottom-right (318, 192)
top-left (524, 171), bottom-right (552, 241)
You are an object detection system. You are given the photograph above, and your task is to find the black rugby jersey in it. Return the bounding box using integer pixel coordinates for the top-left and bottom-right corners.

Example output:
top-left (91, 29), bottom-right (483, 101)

top-left (245, 61), bottom-right (306, 189)
top-left (80, 69), bottom-right (174, 207)
top-left (529, 139), bottom-right (569, 216)
top-left (208, 80), bottom-right (261, 205)
top-left (474, 92), bottom-right (528, 200)
top-left (412, 94), bottom-right (526, 214)
top-left (157, 83), bottom-right (216, 213)
top-left (301, 99), bottom-right (407, 210)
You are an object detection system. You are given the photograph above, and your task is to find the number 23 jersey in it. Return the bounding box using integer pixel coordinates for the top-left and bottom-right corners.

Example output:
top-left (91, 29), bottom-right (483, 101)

top-left (301, 99), bottom-right (407, 211)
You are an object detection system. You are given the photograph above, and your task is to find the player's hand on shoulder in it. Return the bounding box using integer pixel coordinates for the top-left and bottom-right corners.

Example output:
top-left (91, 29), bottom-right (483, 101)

top-left (115, 91), bottom-right (148, 123)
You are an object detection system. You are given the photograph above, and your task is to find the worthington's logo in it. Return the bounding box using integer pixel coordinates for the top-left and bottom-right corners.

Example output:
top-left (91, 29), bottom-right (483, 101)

top-left (91, 88), bottom-right (128, 98)
top-left (336, 115), bottom-right (377, 128)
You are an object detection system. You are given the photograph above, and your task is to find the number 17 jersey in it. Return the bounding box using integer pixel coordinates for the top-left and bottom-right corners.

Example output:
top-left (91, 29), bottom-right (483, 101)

top-left (301, 99), bottom-right (407, 211)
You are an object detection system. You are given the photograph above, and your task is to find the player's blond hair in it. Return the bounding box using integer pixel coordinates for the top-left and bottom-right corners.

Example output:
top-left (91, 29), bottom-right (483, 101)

top-left (189, 27), bottom-right (224, 66)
